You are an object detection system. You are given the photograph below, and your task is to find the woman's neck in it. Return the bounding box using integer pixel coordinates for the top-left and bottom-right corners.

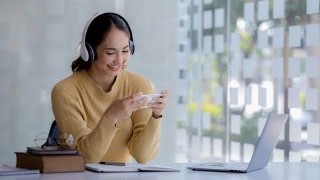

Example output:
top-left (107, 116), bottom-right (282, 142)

top-left (87, 68), bottom-right (116, 93)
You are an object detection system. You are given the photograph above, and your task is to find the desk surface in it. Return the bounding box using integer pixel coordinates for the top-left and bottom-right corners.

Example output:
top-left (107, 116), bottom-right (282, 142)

top-left (5, 162), bottom-right (320, 180)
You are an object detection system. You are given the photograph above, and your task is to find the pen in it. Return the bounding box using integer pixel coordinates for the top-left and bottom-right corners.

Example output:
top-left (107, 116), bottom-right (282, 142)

top-left (100, 162), bottom-right (126, 166)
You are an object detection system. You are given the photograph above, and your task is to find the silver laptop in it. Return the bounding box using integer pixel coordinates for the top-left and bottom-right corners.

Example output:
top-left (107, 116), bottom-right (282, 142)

top-left (187, 114), bottom-right (288, 173)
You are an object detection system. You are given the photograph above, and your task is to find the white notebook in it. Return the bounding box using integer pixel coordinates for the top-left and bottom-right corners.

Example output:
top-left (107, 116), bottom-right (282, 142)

top-left (0, 164), bottom-right (40, 176)
top-left (86, 163), bottom-right (180, 173)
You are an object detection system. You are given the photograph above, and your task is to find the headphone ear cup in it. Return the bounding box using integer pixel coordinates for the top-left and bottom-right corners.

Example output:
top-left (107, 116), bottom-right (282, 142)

top-left (129, 40), bottom-right (135, 55)
top-left (85, 43), bottom-right (95, 61)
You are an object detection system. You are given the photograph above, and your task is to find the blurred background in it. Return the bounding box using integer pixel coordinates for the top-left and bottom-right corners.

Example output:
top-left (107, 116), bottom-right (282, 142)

top-left (1, 0), bottom-right (320, 166)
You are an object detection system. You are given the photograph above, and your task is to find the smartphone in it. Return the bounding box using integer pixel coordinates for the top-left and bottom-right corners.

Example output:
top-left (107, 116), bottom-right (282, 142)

top-left (140, 94), bottom-right (163, 108)
top-left (141, 94), bottom-right (163, 103)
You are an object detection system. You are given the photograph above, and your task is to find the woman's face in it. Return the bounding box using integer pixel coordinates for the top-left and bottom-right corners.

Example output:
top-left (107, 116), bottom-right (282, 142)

top-left (93, 25), bottom-right (131, 77)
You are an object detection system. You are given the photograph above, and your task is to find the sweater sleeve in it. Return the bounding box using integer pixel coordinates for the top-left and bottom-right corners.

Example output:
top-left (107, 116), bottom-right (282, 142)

top-left (126, 78), bottom-right (163, 163)
top-left (51, 85), bottom-right (118, 163)
top-left (128, 110), bottom-right (162, 163)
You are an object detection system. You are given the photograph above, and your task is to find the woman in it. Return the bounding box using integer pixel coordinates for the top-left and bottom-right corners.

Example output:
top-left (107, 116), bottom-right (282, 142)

top-left (51, 12), bottom-right (168, 163)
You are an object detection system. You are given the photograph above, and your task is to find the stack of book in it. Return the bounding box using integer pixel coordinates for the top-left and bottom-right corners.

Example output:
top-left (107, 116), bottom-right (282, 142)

top-left (15, 147), bottom-right (85, 173)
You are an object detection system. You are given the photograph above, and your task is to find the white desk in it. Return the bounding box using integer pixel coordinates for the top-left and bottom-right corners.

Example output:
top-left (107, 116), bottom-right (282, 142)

top-left (5, 162), bottom-right (320, 180)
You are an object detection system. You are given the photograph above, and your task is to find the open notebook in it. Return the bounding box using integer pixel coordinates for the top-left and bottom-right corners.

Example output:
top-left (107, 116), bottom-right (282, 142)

top-left (0, 164), bottom-right (39, 176)
top-left (86, 163), bottom-right (180, 173)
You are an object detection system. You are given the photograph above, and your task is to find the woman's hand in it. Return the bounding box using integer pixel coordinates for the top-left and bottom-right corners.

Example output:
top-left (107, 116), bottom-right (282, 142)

top-left (149, 90), bottom-right (168, 119)
top-left (104, 92), bottom-right (148, 125)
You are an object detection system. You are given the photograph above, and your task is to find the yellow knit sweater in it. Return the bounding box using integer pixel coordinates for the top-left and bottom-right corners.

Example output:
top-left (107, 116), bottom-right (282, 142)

top-left (51, 69), bottom-right (162, 163)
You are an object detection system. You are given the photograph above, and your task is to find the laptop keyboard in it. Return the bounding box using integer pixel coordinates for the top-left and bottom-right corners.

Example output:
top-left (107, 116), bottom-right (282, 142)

top-left (200, 162), bottom-right (248, 168)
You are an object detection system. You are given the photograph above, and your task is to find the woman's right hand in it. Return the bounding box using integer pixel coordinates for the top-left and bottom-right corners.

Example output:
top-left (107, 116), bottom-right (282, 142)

top-left (104, 92), bottom-right (148, 125)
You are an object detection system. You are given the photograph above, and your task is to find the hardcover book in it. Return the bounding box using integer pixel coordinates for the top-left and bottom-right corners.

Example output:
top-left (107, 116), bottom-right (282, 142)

top-left (26, 146), bottom-right (78, 155)
top-left (15, 152), bottom-right (85, 173)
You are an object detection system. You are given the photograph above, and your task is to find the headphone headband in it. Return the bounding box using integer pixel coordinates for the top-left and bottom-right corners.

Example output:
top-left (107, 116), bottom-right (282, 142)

top-left (80, 12), bottom-right (135, 61)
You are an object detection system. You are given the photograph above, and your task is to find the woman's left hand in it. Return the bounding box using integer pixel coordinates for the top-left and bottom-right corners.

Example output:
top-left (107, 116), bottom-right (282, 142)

top-left (149, 90), bottom-right (168, 118)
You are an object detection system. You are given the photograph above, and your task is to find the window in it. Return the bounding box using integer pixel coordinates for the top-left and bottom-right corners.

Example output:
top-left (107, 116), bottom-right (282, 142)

top-left (177, 0), bottom-right (320, 163)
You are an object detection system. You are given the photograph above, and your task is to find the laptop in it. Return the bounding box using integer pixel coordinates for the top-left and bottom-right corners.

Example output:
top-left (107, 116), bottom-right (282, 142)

top-left (187, 114), bottom-right (288, 173)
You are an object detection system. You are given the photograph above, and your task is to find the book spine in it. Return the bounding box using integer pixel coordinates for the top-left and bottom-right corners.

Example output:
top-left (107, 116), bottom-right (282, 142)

top-left (16, 153), bottom-right (85, 173)
top-left (42, 155), bottom-right (85, 173)
top-left (16, 153), bottom-right (43, 171)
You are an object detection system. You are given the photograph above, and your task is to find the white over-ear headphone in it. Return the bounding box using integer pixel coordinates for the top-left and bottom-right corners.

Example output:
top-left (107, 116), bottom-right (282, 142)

top-left (80, 13), bottom-right (101, 61)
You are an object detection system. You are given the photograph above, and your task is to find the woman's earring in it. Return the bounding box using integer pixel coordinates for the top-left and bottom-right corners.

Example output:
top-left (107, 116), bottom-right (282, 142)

top-left (122, 62), bottom-right (128, 69)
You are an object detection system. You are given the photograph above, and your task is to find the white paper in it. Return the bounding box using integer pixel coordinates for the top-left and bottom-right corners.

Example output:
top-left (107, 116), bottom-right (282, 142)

top-left (288, 88), bottom-right (300, 108)
top-left (243, 144), bottom-right (254, 163)
top-left (204, 10), bottom-right (213, 29)
top-left (288, 58), bottom-right (301, 78)
top-left (273, 27), bottom-right (284, 48)
top-left (243, 59), bottom-right (254, 78)
top-left (307, 122), bottom-right (320, 145)
top-left (244, 2), bottom-right (254, 22)
top-left (259, 87), bottom-right (267, 107)
top-left (273, 0), bottom-right (284, 19)
top-left (214, 8), bottom-right (224, 28)
top-left (258, 0), bottom-right (269, 21)
top-left (306, 24), bottom-right (320, 46)
top-left (273, 149), bottom-right (284, 162)
top-left (85, 163), bottom-right (179, 172)
top-left (231, 115), bottom-right (241, 134)
top-left (203, 35), bottom-right (212, 55)
top-left (307, 0), bottom-right (320, 14)
top-left (231, 141), bottom-right (241, 161)
top-left (289, 26), bottom-right (301, 48)
top-left (214, 87), bottom-right (223, 105)
top-left (306, 88), bottom-right (318, 111)
top-left (289, 121), bottom-right (301, 143)
top-left (271, 57), bottom-right (284, 78)
top-left (230, 32), bottom-right (240, 52)
top-left (230, 88), bottom-right (238, 105)
top-left (214, 34), bottom-right (224, 53)
top-left (85, 164), bottom-right (138, 172)
top-left (258, 30), bottom-right (268, 49)
top-left (231, 59), bottom-right (241, 78)
top-left (289, 151), bottom-right (302, 162)
top-left (213, 138), bottom-right (223, 157)
top-left (306, 57), bottom-right (319, 78)
top-left (245, 87), bottom-right (252, 105)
